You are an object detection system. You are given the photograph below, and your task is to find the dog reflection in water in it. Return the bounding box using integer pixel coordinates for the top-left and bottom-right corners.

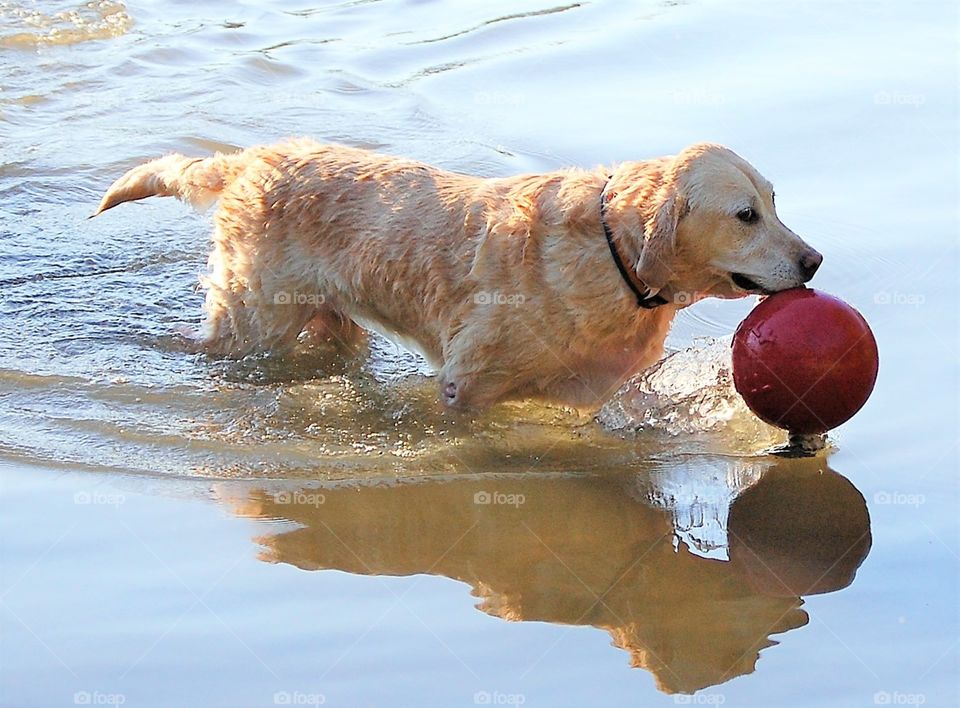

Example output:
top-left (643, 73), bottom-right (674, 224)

top-left (226, 457), bottom-right (870, 695)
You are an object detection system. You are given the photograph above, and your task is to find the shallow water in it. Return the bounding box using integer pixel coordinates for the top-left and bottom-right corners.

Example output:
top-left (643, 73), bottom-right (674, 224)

top-left (1, 0), bottom-right (958, 706)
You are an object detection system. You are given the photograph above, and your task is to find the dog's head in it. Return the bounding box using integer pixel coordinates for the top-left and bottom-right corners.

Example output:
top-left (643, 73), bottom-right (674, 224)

top-left (610, 143), bottom-right (822, 306)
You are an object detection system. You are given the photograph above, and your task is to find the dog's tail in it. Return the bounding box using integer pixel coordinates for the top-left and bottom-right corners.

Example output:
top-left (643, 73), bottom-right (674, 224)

top-left (91, 151), bottom-right (248, 217)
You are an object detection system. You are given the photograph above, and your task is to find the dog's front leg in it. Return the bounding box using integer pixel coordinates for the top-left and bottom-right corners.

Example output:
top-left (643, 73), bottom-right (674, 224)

top-left (437, 368), bottom-right (478, 411)
top-left (437, 363), bottom-right (517, 411)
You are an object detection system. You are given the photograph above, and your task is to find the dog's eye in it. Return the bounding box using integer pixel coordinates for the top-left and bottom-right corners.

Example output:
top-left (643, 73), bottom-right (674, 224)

top-left (736, 207), bottom-right (759, 224)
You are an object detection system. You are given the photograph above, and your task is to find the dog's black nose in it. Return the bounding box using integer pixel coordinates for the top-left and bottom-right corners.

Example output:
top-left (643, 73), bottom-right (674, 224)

top-left (799, 250), bottom-right (823, 282)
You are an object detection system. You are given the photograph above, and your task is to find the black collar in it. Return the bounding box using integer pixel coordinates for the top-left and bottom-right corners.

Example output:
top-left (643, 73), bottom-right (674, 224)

top-left (599, 181), bottom-right (668, 309)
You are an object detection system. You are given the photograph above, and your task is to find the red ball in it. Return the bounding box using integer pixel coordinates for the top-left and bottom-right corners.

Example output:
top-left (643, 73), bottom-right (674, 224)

top-left (732, 288), bottom-right (879, 434)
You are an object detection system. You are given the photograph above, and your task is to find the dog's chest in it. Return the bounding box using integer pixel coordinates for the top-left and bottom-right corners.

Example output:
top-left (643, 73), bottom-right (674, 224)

top-left (570, 310), bottom-right (674, 379)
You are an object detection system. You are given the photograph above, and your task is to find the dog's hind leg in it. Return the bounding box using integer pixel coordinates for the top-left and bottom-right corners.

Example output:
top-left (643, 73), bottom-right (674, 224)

top-left (300, 307), bottom-right (367, 353)
top-left (197, 225), bottom-right (324, 357)
top-left (199, 282), bottom-right (319, 357)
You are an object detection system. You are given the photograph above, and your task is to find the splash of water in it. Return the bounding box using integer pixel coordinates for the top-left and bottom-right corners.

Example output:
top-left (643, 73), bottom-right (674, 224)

top-left (0, 0), bottom-right (131, 48)
top-left (598, 337), bottom-right (783, 450)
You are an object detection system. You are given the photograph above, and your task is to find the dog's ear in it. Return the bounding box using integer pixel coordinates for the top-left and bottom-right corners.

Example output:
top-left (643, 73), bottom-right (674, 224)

top-left (636, 189), bottom-right (685, 297)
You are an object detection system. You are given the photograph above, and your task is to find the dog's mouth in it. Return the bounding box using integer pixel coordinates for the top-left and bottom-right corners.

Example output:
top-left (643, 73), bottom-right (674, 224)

top-left (730, 272), bottom-right (772, 294)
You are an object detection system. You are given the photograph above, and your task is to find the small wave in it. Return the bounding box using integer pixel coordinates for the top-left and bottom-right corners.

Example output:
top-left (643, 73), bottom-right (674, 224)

top-left (408, 3), bottom-right (583, 46)
top-left (0, 0), bottom-right (131, 49)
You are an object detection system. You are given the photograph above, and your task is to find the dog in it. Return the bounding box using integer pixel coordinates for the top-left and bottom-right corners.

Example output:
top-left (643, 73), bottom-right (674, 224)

top-left (94, 140), bottom-right (822, 410)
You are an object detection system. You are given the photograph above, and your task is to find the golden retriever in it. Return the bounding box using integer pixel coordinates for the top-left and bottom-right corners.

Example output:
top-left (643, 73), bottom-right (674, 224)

top-left (93, 141), bottom-right (821, 410)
